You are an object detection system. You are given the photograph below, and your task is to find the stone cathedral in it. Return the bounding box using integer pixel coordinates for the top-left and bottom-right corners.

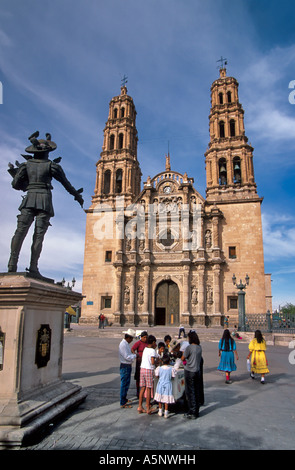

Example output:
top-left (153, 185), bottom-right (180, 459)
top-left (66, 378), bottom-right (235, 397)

top-left (81, 68), bottom-right (272, 327)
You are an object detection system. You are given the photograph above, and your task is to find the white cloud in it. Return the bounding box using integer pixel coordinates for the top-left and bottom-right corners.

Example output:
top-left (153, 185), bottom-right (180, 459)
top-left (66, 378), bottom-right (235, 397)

top-left (248, 102), bottom-right (295, 142)
top-left (42, 222), bottom-right (84, 266)
top-left (262, 211), bottom-right (295, 261)
top-left (0, 27), bottom-right (13, 47)
top-left (241, 45), bottom-right (295, 146)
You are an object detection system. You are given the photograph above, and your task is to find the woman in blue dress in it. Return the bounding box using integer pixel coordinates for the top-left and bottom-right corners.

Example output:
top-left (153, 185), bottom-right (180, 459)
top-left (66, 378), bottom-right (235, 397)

top-left (218, 329), bottom-right (239, 384)
top-left (154, 354), bottom-right (177, 418)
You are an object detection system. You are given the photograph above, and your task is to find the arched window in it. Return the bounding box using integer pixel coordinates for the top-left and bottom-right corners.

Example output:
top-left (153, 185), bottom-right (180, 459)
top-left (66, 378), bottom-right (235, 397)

top-left (219, 158), bottom-right (227, 185)
top-left (218, 92), bottom-right (223, 104)
top-left (227, 91), bottom-right (232, 103)
top-left (219, 121), bottom-right (225, 138)
top-left (115, 169), bottom-right (123, 193)
top-left (118, 133), bottom-right (124, 149)
top-left (120, 107), bottom-right (125, 118)
top-left (113, 108), bottom-right (118, 119)
top-left (104, 170), bottom-right (111, 194)
top-left (109, 134), bottom-right (115, 150)
top-left (230, 119), bottom-right (236, 137)
top-left (233, 157), bottom-right (242, 184)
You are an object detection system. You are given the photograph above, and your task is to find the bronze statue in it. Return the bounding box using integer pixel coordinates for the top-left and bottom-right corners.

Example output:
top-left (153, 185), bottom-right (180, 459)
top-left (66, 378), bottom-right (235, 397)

top-left (7, 131), bottom-right (84, 277)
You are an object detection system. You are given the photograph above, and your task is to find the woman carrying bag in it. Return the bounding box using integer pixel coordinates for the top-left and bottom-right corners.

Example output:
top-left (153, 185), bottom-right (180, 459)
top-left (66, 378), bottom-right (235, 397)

top-left (247, 330), bottom-right (269, 384)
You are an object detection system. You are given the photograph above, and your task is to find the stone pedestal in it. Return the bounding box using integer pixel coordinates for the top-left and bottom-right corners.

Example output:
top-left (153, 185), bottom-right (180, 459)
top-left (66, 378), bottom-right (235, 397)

top-left (0, 273), bottom-right (87, 448)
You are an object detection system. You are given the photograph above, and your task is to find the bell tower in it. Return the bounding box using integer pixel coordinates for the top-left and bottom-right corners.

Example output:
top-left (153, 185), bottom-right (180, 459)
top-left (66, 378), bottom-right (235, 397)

top-left (205, 66), bottom-right (257, 202)
top-left (91, 84), bottom-right (141, 208)
top-left (81, 85), bottom-right (142, 324)
top-left (204, 65), bottom-right (270, 317)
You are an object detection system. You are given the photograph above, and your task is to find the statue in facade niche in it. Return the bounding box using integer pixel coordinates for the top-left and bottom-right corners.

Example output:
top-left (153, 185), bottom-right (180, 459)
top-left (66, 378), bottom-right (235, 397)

top-left (137, 286), bottom-right (144, 305)
top-left (205, 229), bottom-right (212, 248)
top-left (124, 286), bottom-right (130, 304)
top-left (191, 286), bottom-right (198, 305)
top-left (7, 131), bottom-right (84, 277)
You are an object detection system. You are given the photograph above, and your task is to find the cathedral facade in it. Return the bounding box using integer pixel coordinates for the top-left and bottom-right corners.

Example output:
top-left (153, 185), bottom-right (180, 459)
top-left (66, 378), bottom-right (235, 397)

top-left (81, 68), bottom-right (272, 327)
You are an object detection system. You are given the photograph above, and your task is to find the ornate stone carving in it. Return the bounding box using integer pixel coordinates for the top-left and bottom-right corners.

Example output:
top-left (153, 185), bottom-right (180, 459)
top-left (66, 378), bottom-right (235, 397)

top-left (205, 229), bottom-right (212, 248)
top-left (191, 286), bottom-right (198, 305)
top-left (137, 285), bottom-right (144, 304)
top-left (124, 286), bottom-right (130, 305)
top-left (206, 285), bottom-right (213, 304)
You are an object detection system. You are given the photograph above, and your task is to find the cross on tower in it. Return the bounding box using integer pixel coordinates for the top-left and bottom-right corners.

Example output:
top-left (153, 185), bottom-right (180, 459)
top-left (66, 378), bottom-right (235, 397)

top-left (121, 74), bottom-right (128, 87)
top-left (217, 56), bottom-right (228, 69)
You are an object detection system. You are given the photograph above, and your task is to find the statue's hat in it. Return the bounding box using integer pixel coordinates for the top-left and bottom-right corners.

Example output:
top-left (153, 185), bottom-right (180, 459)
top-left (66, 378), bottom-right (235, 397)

top-left (25, 131), bottom-right (57, 154)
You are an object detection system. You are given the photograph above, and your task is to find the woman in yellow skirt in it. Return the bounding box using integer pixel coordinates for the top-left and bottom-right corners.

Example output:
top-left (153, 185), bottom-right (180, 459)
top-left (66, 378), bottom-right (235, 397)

top-left (247, 330), bottom-right (269, 384)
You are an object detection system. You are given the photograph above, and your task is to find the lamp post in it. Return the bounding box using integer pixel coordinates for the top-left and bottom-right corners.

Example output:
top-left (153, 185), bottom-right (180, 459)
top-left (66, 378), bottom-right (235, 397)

top-left (60, 277), bottom-right (76, 290)
top-left (232, 274), bottom-right (249, 331)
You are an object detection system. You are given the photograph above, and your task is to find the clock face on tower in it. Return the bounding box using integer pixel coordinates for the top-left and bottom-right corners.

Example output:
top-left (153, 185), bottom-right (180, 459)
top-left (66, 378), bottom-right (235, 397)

top-left (163, 185), bottom-right (171, 194)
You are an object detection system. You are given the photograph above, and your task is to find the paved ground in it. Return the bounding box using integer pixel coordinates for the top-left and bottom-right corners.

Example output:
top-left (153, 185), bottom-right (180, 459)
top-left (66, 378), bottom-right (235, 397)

top-left (18, 325), bottom-right (295, 452)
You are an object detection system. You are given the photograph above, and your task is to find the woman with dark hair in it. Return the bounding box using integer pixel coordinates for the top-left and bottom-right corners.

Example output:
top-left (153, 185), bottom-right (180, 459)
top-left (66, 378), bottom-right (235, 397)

top-left (217, 329), bottom-right (239, 384)
top-left (247, 329), bottom-right (269, 384)
top-left (181, 330), bottom-right (202, 419)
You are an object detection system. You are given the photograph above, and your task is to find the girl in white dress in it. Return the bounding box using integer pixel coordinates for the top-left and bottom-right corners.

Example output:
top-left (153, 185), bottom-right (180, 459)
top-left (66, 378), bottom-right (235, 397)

top-left (154, 354), bottom-right (177, 418)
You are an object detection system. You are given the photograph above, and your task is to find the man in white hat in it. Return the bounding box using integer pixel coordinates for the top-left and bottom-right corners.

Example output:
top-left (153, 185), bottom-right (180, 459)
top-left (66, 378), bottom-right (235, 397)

top-left (119, 329), bottom-right (137, 408)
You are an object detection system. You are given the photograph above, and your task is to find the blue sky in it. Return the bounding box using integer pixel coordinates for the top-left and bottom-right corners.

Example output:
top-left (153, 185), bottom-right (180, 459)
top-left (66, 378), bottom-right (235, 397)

top-left (0, 0), bottom-right (295, 310)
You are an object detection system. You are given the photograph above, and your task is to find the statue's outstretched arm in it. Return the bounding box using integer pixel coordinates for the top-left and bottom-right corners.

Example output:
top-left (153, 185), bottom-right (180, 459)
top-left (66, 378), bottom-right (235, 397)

top-left (51, 161), bottom-right (84, 207)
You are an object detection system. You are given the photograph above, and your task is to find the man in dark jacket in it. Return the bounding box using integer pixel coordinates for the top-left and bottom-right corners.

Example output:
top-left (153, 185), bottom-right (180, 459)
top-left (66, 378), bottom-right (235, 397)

top-left (181, 330), bottom-right (203, 419)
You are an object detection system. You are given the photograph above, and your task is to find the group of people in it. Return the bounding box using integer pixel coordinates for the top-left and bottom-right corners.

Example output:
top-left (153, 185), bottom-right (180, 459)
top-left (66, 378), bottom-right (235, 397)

top-left (118, 326), bottom-right (269, 420)
top-left (119, 327), bottom-right (203, 419)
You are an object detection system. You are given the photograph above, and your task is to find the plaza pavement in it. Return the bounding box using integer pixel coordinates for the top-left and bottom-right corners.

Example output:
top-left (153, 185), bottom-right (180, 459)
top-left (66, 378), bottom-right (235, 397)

top-left (20, 324), bottom-right (295, 452)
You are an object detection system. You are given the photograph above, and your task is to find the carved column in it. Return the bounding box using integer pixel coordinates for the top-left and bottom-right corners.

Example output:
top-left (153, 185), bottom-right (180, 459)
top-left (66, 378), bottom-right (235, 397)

top-left (141, 266), bottom-right (150, 326)
top-left (211, 211), bottom-right (222, 260)
top-left (111, 162), bottom-right (115, 194)
top-left (182, 265), bottom-right (190, 323)
top-left (227, 150), bottom-right (233, 185)
top-left (214, 264), bottom-right (221, 312)
top-left (197, 210), bottom-right (205, 260)
top-left (98, 163), bottom-right (103, 195)
top-left (115, 212), bottom-right (124, 263)
top-left (212, 216), bottom-right (219, 248)
top-left (128, 266), bottom-right (136, 324)
top-left (114, 267), bottom-right (123, 325)
top-left (196, 264), bottom-right (206, 326)
top-left (210, 263), bottom-right (222, 326)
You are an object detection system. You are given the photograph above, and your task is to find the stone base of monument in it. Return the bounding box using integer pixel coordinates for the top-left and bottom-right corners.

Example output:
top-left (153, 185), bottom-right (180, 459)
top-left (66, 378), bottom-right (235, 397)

top-left (0, 273), bottom-right (87, 449)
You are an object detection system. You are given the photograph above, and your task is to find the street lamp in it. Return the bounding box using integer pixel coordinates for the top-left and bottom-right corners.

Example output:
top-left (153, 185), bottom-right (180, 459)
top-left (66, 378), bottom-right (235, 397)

top-left (60, 277), bottom-right (76, 290)
top-left (232, 274), bottom-right (249, 331)
top-left (68, 277), bottom-right (76, 290)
